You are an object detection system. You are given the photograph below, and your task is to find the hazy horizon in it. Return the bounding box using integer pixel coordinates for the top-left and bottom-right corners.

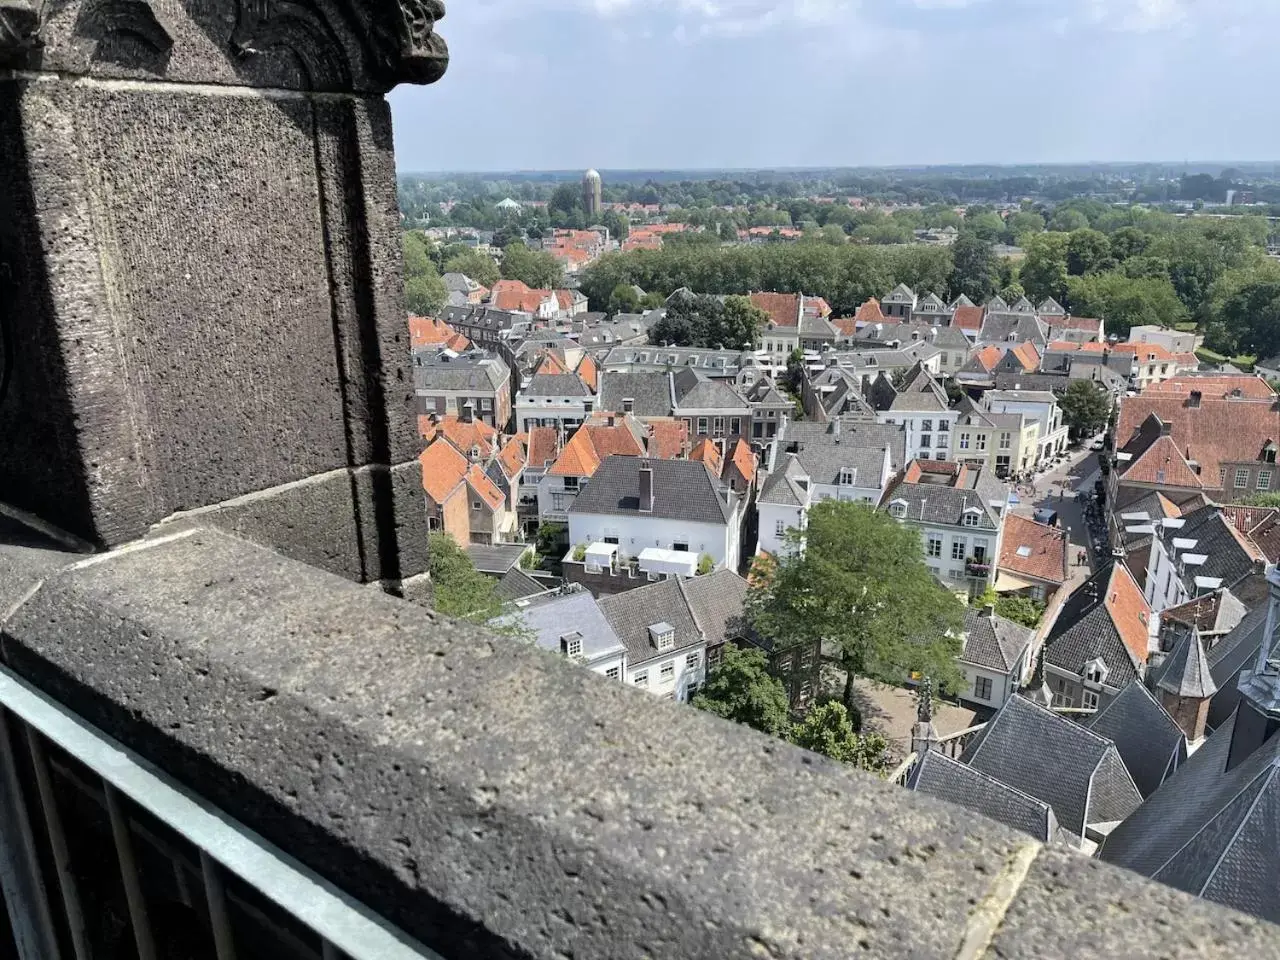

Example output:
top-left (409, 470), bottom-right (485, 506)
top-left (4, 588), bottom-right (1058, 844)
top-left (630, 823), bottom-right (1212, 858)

top-left (389, 0), bottom-right (1279, 173)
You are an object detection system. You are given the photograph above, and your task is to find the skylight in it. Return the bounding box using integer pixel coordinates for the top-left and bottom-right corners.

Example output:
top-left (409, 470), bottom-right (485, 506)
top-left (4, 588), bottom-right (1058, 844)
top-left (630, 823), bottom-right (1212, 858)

top-left (1016, 545), bottom-right (1033, 558)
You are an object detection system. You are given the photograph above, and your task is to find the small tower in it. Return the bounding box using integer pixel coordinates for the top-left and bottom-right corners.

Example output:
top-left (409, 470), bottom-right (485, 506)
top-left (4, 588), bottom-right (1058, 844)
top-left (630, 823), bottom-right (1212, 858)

top-left (1228, 566), bottom-right (1280, 770)
top-left (911, 677), bottom-right (941, 756)
top-left (582, 169), bottom-right (602, 219)
top-left (1023, 643), bottom-right (1053, 709)
top-left (1156, 628), bottom-right (1217, 744)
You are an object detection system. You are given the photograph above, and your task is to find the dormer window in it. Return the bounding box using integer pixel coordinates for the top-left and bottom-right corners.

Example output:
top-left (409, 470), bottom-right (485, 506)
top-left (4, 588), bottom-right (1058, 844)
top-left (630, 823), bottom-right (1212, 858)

top-left (560, 632), bottom-right (583, 659)
top-left (839, 468), bottom-right (855, 486)
top-left (963, 510), bottom-right (981, 527)
top-left (889, 500), bottom-right (907, 519)
top-left (648, 622), bottom-right (675, 651)
top-left (1084, 660), bottom-right (1107, 685)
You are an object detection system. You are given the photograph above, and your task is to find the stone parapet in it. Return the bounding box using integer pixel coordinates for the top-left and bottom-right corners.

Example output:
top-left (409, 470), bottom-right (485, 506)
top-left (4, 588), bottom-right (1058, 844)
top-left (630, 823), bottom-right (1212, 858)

top-left (3, 523), bottom-right (1279, 960)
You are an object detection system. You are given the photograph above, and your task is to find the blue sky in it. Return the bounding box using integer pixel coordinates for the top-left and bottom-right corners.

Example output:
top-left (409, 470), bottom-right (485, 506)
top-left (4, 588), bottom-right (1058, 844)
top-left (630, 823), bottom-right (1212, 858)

top-left (389, 0), bottom-right (1278, 172)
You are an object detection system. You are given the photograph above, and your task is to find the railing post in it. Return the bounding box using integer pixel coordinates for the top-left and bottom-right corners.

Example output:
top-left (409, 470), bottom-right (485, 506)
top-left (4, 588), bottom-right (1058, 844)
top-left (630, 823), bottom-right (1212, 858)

top-left (0, 708), bottom-right (62, 960)
top-left (200, 852), bottom-right (237, 960)
top-left (24, 727), bottom-right (90, 960)
top-left (104, 783), bottom-right (157, 960)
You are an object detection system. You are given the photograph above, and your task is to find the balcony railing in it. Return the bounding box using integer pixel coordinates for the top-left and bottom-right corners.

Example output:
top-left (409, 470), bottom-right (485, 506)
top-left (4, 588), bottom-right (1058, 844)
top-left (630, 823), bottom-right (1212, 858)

top-left (966, 558), bottom-right (992, 578)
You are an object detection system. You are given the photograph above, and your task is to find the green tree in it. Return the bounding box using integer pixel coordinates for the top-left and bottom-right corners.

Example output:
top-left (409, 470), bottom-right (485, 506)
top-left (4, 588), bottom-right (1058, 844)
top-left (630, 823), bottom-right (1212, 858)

top-left (406, 271), bottom-right (448, 316)
top-left (1048, 208), bottom-right (1090, 232)
top-left (1019, 233), bottom-right (1070, 304)
top-left (747, 501), bottom-right (965, 714)
top-left (949, 232), bottom-right (998, 303)
top-left (1239, 492), bottom-right (1280, 508)
top-left (789, 701), bottom-right (890, 774)
top-left (608, 282), bottom-right (641, 315)
top-left (995, 595), bottom-right (1046, 629)
top-left (1003, 210), bottom-right (1045, 245)
top-left (599, 209), bottom-right (630, 241)
top-left (1065, 271), bottom-right (1187, 337)
top-left (650, 292), bottom-right (764, 348)
top-left (1216, 280), bottom-right (1280, 360)
top-left (692, 645), bottom-right (792, 738)
top-left (428, 533), bottom-right (504, 623)
top-left (1109, 226), bottom-right (1150, 262)
top-left (442, 248), bottom-right (500, 287)
top-left (963, 207), bottom-right (1006, 243)
top-left (1066, 228), bottom-right (1114, 276)
top-left (1057, 379), bottom-right (1112, 440)
top-left (500, 241), bottom-right (564, 289)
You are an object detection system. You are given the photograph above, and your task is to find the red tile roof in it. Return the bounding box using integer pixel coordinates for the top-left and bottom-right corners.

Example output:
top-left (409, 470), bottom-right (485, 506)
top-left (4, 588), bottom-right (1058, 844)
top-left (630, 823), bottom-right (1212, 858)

top-left (951, 305), bottom-right (985, 332)
top-left (576, 354), bottom-right (599, 392)
top-left (498, 435), bottom-right (526, 480)
top-left (998, 514), bottom-right (1068, 586)
top-left (425, 416), bottom-right (498, 458)
top-left (749, 292), bottom-right (802, 328)
top-left (491, 279), bottom-right (552, 313)
top-left (466, 463), bottom-right (505, 511)
top-left (526, 427), bottom-right (559, 469)
top-left (1140, 376), bottom-right (1275, 399)
top-left (549, 420), bottom-right (645, 477)
top-left (419, 440), bottom-right (468, 503)
top-left (645, 419), bottom-right (688, 460)
top-left (973, 345), bottom-right (1003, 372)
top-left (854, 298), bottom-right (885, 323)
top-left (730, 438), bottom-right (757, 485)
top-left (408, 315), bottom-right (470, 351)
top-left (690, 437), bottom-right (723, 477)
top-left (1047, 339), bottom-right (1108, 354)
top-left (1104, 563), bottom-right (1152, 668)
top-left (1113, 342), bottom-right (1174, 362)
top-left (1010, 341), bottom-right (1040, 372)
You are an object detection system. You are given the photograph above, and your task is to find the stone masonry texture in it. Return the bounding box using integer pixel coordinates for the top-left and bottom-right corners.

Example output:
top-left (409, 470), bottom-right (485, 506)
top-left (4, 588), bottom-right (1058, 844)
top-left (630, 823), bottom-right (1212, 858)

top-left (3, 525), bottom-right (1278, 960)
top-left (0, 0), bottom-right (437, 582)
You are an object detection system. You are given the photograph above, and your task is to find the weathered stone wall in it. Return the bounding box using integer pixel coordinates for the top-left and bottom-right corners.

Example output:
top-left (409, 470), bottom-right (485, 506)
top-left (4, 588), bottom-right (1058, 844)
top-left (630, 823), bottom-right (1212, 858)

top-left (0, 0), bottom-right (444, 584)
top-left (5, 523), bottom-right (1280, 960)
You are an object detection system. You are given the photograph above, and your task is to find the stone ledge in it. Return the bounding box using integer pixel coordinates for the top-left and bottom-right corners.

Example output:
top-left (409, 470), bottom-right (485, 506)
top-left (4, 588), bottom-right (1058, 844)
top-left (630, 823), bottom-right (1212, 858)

top-left (0, 525), bottom-right (1273, 960)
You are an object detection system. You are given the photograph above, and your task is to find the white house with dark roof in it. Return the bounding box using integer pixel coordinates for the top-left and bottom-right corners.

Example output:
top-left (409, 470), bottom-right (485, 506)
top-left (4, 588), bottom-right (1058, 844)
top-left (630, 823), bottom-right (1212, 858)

top-left (982, 389), bottom-right (1068, 466)
top-left (864, 362), bottom-right (958, 462)
top-left (879, 458), bottom-right (1010, 594)
top-left (756, 420), bottom-right (906, 556)
top-left (958, 606), bottom-right (1033, 709)
top-left (1143, 503), bottom-right (1268, 616)
top-left (492, 588), bottom-right (627, 682)
top-left (568, 456), bottom-right (744, 578)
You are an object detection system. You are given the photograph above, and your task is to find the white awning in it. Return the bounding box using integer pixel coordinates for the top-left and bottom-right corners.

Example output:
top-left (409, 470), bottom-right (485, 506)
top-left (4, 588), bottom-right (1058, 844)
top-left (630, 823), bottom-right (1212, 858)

top-left (584, 542), bottom-right (618, 566)
top-left (638, 547), bottom-right (699, 577)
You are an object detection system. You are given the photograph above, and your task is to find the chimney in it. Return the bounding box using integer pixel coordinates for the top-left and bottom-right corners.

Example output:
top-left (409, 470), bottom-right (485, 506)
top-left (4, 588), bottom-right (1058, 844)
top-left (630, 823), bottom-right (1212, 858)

top-left (638, 461), bottom-right (654, 513)
top-left (981, 604), bottom-right (995, 618)
top-left (1159, 419), bottom-right (1172, 437)
top-left (1189, 390), bottom-right (1202, 409)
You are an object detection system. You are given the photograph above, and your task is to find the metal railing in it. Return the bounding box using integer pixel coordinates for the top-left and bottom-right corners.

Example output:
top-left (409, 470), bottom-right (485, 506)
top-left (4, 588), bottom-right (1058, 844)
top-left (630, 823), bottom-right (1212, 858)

top-left (0, 666), bottom-right (443, 960)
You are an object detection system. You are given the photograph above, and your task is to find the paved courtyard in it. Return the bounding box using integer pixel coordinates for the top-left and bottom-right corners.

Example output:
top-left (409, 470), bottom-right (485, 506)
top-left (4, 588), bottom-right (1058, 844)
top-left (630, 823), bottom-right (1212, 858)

top-left (840, 673), bottom-right (981, 760)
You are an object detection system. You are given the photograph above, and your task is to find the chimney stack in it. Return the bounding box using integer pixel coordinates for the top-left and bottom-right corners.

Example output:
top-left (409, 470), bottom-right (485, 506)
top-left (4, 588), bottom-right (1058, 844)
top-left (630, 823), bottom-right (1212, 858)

top-left (638, 461), bottom-right (654, 513)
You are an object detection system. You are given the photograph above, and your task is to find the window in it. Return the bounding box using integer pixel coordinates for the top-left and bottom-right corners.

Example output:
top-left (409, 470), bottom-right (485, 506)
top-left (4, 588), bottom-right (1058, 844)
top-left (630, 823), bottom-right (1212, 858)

top-left (963, 512), bottom-right (980, 528)
top-left (562, 476), bottom-right (579, 491)
top-left (1236, 467), bottom-right (1250, 489)
top-left (999, 432), bottom-right (1012, 450)
top-left (605, 666), bottom-right (620, 680)
top-left (800, 649), bottom-right (814, 670)
top-left (697, 417), bottom-right (709, 434)
top-left (1261, 470), bottom-right (1273, 491)
top-left (672, 541), bottom-right (689, 552)
top-left (686, 652), bottom-right (700, 670)
top-left (1085, 663), bottom-right (1105, 684)
top-left (973, 676), bottom-right (992, 700)
top-left (948, 569), bottom-right (963, 581)
top-left (1082, 690), bottom-right (1099, 710)
top-left (839, 468), bottom-right (855, 486)
top-left (975, 435), bottom-right (987, 451)
top-left (938, 420), bottom-right (949, 433)
top-left (927, 535), bottom-right (943, 558)
top-left (952, 538), bottom-right (967, 560)
top-left (660, 661), bottom-right (675, 681)
top-left (921, 419), bottom-right (933, 431)
top-left (603, 536), bottom-right (619, 545)
top-left (777, 653), bottom-right (793, 671)
top-left (713, 417), bottom-right (724, 434)
top-left (958, 433), bottom-right (970, 450)
top-left (920, 434), bottom-right (932, 449)
top-left (935, 452), bottom-right (947, 461)
top-left (730, 417), bottom-right (741, 434)
top-left (634, 671), bottom-right (648, 686)
top-left (1220, 467), bottom-right (1228, 486)
top-left (472, 500), bottom-right (482, 510)
top-left (890, 502), bottom-right (907, 518)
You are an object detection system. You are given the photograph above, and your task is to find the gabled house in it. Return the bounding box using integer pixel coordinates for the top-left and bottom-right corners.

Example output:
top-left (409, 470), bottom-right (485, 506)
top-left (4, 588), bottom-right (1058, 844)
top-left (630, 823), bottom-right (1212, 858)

top-left (419, 437), bottom-right (514, 546)
top-left (672, 367), bottom-right (752, 444)
top-left (906, 751), bottom-right (1060, 843)
top-left (741, 376), bottom-right (793, 446)
top-left (538, 414), bottom-right (647, 522)
top-left (879, 459), bottom-right (1009, 594)
top-left (949, 396), bottom-right (1036, 479)
top-left (1085, 681), bottom-right (1187, 799)
top-left (494, 588), bottom-right (627, 682)
top-left (567, 456), bottom-right (744, 582)
top-left (996, 513), bottom-right (1068, 603)
top-left (958, 605), bottom-right (1033, 710)
top-left (880, 283), bottom-right (916, 320)
top-left (864, 362), bottom-right (958, 462)
top-left (488, 278), bottom-right (558, 318)
top-left (408, 314), bottom-right (471, 351)
top-left (976, 312), bottom-right (1049, 350)
top-left (960, 694), bottom-right (1143, 850)
top-left (516, 426), bottom-right (559, 535)
top-left (413, 347), bottom-right (512, 430)
top-left (1042, 561), bottom-right (1153, 711)
top-left (1143, 503), bottom-right (1268, 615)
top-left (514, 350), bottom-right (598, 435)
top-left (756, 420), bottom-right (906, 555)
top-left (983, 389), bottom-right (1068, 465)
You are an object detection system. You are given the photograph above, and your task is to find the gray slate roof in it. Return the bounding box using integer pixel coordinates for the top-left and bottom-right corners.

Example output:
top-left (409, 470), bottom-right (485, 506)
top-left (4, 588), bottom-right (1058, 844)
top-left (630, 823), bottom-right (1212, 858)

top-left (521, 373), bottom-right (592, 397)
top-left (1157, 629), bottom-right (1218, 700)
top-left (978, 314), bottom-right (1049, 348)
top-left (1044, 562), bottom-right (1145, 690)
top-left (672, 367), bottom-right (750, 411)
top-left (962, 695), bottom-right (1143, 841)
top-left (413, 353), bottom-right (508, 392)
top-left (1204, 603), bottom-right (1268, 732)
top-left (1086, 681), bottom-right (1187, 799)
top-left (866, 364), bottom-right (950, 414)
top-left (598, 371), bottom-right (673, 417)
top-left (854, 322), bottom-right (970, 352)
top-left (466, 542), bottom-right (529, 574)
top-left (758, 455), bottom-right (810, 508)
top-left (1158, 505), bottom-right (1263, 600)
top-left (774, 419), bottom-right (906, 490)
top-left (442, 304), bottom-right (523, 332)
top-left (493, 568), bottom-right (552, 603)
top-left (882, 463), bottom-right (1008, 530)
top-left (906, 751), bottom-right (1058, 842)
top-left (675, 569), bottom-right (751, 647)
top-left (568, 456), bottom-right (734, 525)
top-left (598, 577), bottom-right (705, 668)
top-left (494, 590), bottom-right (624, 661)
top-left (961, 608), bottom-right (1033, 674)
top-left (1099, 707), bottom-right (1280, 923)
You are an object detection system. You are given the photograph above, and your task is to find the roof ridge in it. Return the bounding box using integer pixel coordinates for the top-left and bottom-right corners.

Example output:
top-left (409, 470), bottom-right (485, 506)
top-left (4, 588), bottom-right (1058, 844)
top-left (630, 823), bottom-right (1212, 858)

top-left (916, 751), bottom-right (1054, 813)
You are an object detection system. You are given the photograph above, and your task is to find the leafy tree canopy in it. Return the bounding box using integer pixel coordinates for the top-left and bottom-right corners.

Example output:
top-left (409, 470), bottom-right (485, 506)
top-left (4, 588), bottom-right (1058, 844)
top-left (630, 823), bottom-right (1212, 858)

top-left (1065, 271), bottom-right (1187, 337)
top-left (949, 231), bottom-right (999, 303)
top-left (442, 248), bottom-right (500, 287)
top-left (649, 292), bottom-right (765, 349)
top-left (428, 533), bottom-right (504, 623)
top-left (501, 241), bottom-right (564, 290)
top-left (692, 645), bottom-right (791, 738)
top-left (789, 701), bottom-right (890, 774)
top-left (1058, 379), bottom-right (1112, 440)
top-left (746, 501), bottom-right (965, 710)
